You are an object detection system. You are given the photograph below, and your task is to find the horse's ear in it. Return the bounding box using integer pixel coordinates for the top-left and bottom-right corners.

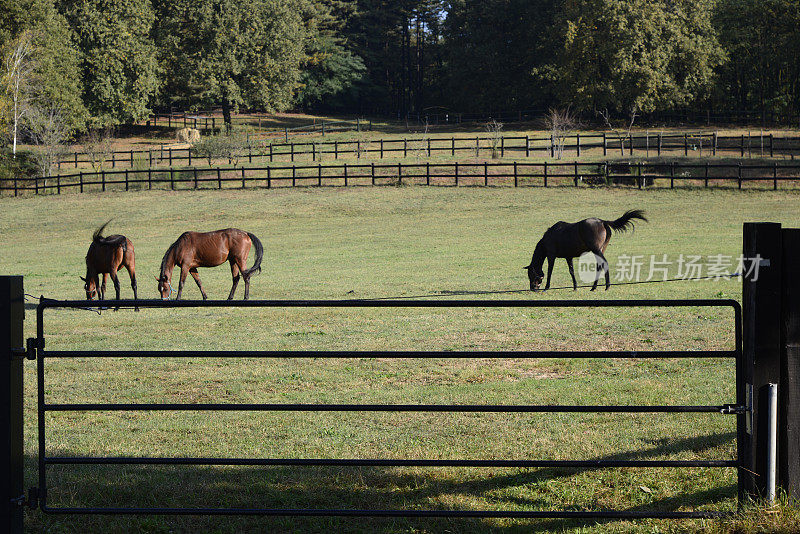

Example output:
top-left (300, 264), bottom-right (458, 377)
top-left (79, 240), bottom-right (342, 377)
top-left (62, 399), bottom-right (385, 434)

top-left (80, 276), bottom-right (86, 282)
top-left (154, 275), bottom-right (160, 281)
top-left (523, 265), bottom-right (531, 270)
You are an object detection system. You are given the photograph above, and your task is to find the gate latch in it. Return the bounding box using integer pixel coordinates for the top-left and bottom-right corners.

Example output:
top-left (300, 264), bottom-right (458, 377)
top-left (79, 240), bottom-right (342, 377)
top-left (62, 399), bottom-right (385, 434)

top-left (10, 487), bottom-right (39, 509)
top-left (720, 403), bottom-right (747, 415)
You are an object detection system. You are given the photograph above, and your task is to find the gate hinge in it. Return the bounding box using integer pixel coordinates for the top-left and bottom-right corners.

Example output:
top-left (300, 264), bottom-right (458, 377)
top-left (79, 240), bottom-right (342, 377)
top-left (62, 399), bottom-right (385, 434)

top-left (10, 487), bottom-right (39, 509)
top-left (720, 403), bottom-right (747, 415)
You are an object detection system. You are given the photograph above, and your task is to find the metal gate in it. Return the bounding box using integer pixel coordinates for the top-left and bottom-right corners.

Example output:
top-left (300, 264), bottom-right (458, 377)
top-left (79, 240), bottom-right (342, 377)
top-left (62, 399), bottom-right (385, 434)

top-left (29, 297), bottom-right (744, 519)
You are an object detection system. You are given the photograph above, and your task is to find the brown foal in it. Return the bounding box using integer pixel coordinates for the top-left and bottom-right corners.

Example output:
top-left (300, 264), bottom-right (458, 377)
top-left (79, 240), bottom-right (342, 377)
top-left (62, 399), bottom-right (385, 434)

top-left (81, 221), bottom-right (138, 309)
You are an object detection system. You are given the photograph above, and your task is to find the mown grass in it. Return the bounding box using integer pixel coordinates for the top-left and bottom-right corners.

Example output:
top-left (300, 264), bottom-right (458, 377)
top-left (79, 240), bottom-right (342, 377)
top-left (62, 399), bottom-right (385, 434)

top-left (2, 186), bottom-right (800, 532)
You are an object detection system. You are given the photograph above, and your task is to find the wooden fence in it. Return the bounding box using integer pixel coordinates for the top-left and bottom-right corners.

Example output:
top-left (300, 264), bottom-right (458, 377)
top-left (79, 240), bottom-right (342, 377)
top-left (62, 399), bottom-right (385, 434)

top-left (6, 161), bottom-right (800, 196)
top-left (144, 113), bottom-right (368, 136)
top-left (53, 132), bottom-right (800, 172)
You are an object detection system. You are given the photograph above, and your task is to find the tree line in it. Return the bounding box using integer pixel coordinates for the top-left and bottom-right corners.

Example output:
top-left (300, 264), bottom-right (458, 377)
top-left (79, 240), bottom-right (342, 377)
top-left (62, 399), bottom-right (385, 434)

top-left (1, 0), bottom-right (799, 141)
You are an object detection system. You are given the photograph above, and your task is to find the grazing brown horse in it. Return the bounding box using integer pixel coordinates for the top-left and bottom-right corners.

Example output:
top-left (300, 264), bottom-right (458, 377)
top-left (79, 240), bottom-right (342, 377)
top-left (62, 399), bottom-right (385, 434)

top-left (524, 209), bottom-right (647, 291)
top-left (81, 221), bottom-right (138, 309)
top-left (157, 228), bottom-right (263, 300)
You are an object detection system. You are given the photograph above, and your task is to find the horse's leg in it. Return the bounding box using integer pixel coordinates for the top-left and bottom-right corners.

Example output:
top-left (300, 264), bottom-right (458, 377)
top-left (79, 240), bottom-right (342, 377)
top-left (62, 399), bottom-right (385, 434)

top-left (95, 274), bottom-right (104, 312)
top-left (110, 269), bottom-right (121, 311)
top-left (100, 273), bottom-right (107, 300)
top-left (544, 256), bottom-right (555, 290)
top-left (227, 261), bottom-right (241, 300)
top-left (189, 268), bottom-right (208, 300)
top-left (176, 268), bottom-right (189, 300)
top-left (566, 258), bottom-right (577, 290)
top-left (127, 265), bottom-right (139, 311)
top-left (590, 251), bottom-right (610, 291)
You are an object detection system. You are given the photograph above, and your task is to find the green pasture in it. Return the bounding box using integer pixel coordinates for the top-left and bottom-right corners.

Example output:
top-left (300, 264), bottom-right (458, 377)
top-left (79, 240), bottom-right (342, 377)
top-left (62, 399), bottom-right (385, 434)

top-left (2, 186), bottom-right (800, 533)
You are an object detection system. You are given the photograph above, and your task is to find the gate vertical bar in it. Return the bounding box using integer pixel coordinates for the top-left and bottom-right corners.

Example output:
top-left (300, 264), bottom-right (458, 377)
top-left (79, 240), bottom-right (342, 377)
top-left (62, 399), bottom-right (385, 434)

top-left (1, 276), bottom-right (24, 534)
top-left (741, 222), bottom-right (783, 499)
top-left (780, 228), bottom-right (800, 499)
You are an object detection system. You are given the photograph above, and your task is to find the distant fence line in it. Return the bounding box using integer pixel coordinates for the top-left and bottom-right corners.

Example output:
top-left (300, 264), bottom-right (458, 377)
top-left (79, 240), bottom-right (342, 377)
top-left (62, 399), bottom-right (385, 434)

top-left (54, 132), bottom-right (800, 172)
top-left (144, 113), bottom-right (370, 137)
top-left (144, 108), bottom-right (800, 129)
top-left (6, 160), bottom-right (800, 196)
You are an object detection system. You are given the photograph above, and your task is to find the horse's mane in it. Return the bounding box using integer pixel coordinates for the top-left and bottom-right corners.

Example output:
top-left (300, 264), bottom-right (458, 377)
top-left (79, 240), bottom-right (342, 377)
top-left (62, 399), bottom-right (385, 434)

top-left (159, 237), bottom-right (182, 277)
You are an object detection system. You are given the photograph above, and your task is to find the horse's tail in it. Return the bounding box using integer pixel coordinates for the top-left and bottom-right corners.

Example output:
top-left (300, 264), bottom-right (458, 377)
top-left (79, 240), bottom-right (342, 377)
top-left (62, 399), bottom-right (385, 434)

top-left (92, 219), bottom-right (113, 242)
top-left (243, 232), bottom-right (263, 277)
top-left (604, 209), bottom-right (647, 234)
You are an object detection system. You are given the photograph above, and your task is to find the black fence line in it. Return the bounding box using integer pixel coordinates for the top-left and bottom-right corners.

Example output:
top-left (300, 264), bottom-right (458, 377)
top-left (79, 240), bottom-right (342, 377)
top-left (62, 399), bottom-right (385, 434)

top-left (8, 161), bottom-right (800, 196)
top-left (53, 131), bottom-right (800, 170)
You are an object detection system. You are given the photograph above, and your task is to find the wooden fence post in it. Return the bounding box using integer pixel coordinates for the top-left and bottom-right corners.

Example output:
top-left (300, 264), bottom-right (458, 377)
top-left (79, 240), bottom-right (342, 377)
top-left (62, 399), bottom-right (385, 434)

top-left (404, 139), bottom-right (407, 158)
top-left (773, 163), bottom-right (778, 191)
top-left (371, 163), bottom-right (375, 186)
top-left (343, 163), bottom-right (347, 186)
top-left (426, 162), bottom-right (430, 186)
top-left (125, 169), bottom-right (129, 191)
top-left (397, 162), bottom-right (402, 185)
top-left (241, 168), bottom-right (246, 189)
top-left (1, 276), bottom-right (24, 534)
top-left (658, 133), bottom-right (662, 156)
top-left (684, 133), bottom-right (688, 156)
top-left (780, 227), bottom-right (800, 500)
top-left (741, 222), bottom-right (783, 500)
top-left (603, 132), bottom-right (607, 156)
top-left (193, 168), bottom-right (198, 189)
top-left (454, 162), bottom-right (458, 186)
top-left (739, 163), bottom-right (743, 190)
top-left (319, 164), bottom-right (323, 186)
top-left (334, 141), bottom-right (338, 160)
top-left (484, 162), bottom-right (488, 185)
top-left (101, 170), bottom-right (106, 192)
top-left (576, 133), bottom-right (580, 157)
top-left (513, 161), bottom-right (518, 187)
top-left (525, 135), bottom-right (530, 158)
top-left (705, 162), bottom-right (709, 188)
top-left (543, 162), bottom-right (548, 187)
top-left (451, 137), bottom-right (455, 157)
top-left (671, 162), bottom-right (675, 189)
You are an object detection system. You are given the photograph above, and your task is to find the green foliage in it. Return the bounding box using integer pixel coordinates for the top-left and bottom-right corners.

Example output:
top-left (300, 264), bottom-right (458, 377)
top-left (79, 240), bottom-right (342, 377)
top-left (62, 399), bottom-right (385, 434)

top-left (58, 0), bottom-right (159, 127)
top-left (713, 0), bottom-right (800, 115)
top-left (552, 0), bottom-right (725, 114)
top-left (154, 0), bottom-right (312, 125)
top-left (0, 148), bottom-right (38, 188)
top-left (0, 0), bottom-right (86, 134)
top-left (443, 0), bottom-right (557, 112)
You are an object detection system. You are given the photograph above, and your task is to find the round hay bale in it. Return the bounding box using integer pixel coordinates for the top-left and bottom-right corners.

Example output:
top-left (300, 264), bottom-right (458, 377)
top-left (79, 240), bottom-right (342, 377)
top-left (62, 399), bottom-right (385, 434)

top-left (176, 128), bottom-right (201, 144)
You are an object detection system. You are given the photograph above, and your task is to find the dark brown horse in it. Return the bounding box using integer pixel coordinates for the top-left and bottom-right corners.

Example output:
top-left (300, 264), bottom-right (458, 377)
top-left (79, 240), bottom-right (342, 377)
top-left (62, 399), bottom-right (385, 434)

top-left (81, 221), bottom-right (138, 309)
top-left (524, 209), bottom-right (647, 291)
top-left (157, 228), bottom-right (263, 300)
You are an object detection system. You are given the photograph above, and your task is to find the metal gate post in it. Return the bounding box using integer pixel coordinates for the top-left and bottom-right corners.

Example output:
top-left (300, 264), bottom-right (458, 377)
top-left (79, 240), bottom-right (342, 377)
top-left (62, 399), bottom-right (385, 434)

top-left (1, 276), bottom-right (24, 534)
top-left (741, 223), bottom-right (782, 500)
top-left (780, 228), bottom-right (800, 500)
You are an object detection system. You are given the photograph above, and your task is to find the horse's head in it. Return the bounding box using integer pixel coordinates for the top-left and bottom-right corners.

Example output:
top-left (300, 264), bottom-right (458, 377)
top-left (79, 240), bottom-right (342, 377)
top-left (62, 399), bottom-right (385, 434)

top-left (80, 276), bottom-right (97, 299)
top-left (156, 274), bottom-right (172, 300)
top-left (524, 264), bottom-right (544, 291)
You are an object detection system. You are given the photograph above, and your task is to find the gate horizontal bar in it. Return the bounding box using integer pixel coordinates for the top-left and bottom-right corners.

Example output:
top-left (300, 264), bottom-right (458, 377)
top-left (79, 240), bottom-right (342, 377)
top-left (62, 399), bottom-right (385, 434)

top-left (43, 402), bottom-right (738, 413)
top-left (38, 297), bottom-right (741, 309)
top-left (44, 456), bottom-right (738, 468)
top-left (39, 349), bottom-right (738, 359)
top-left (40, 505), bottom-right (729, 518)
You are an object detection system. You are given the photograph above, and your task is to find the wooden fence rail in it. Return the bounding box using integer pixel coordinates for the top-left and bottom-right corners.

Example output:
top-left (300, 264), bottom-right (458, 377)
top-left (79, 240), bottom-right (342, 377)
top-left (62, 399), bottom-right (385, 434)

top-left (54, 132), bottom-right (800, 172)
top-left (6, 161), bottom-right (800, 196)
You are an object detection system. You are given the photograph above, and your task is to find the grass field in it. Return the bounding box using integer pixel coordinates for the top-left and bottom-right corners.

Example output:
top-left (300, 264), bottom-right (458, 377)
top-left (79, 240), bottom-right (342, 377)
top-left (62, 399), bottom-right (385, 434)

top-left (3, 185), bottom-right (800, 533)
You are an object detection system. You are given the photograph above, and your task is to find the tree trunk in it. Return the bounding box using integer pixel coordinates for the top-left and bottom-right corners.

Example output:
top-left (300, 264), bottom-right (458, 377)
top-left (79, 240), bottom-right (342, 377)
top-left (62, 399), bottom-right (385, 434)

top-left (222, 99), bottom-right (232, 133)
